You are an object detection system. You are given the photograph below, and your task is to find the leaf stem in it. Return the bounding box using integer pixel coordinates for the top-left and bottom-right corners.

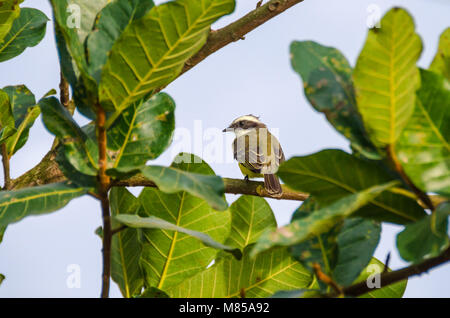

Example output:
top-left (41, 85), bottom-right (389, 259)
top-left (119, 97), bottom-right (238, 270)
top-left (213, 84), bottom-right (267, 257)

top-left (1, 144), bottom-right (10, 190)
top-left (97, 106), bottom-right (112, 298)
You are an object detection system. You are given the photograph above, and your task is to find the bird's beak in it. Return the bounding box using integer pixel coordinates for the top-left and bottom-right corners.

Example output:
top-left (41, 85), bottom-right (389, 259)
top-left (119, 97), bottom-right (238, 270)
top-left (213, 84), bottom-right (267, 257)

top-left (222, 126), bottom-right (232, 133)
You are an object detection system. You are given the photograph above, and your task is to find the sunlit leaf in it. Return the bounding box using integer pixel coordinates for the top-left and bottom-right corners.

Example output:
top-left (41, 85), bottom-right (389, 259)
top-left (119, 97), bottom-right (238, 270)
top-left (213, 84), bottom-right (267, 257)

top-left (396, 70), bottom-right (450, 197)
top-left (109, 187), bottom-right (144, 298)
top-left (353, 8), bottom-right (422, 147)
top-left (0, 0), bottom-right (23, 43)
top-left (430, 27), bottom-right (450, 81)
top-left (0, 182), bottom-right (87, 226)
top-left (100, 0), bottom-right (235, 119)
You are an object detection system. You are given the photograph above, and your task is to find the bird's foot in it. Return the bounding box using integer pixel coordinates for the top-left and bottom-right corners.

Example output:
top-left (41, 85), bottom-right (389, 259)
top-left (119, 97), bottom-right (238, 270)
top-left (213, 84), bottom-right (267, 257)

top-left (244, 175), bottom-right (249, 182)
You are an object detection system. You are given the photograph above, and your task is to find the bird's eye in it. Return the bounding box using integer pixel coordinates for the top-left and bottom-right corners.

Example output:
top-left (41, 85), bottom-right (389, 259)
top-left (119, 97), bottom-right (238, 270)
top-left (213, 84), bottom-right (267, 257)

top-left (239, 122), bottom-right (244, 127)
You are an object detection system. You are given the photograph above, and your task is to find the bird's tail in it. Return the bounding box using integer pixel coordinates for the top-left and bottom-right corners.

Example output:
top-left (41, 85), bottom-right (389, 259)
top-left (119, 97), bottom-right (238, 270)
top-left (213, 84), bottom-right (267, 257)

top-left (264, 174), bottom-right (282, 196)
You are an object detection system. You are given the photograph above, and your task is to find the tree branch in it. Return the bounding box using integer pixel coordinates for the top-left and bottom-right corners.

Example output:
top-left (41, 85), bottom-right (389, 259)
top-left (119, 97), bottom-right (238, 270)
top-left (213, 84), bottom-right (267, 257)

top-left (1, 144), bottom-right (10, 190)
top-left (326, 246), bottom-right (450, 298)
top-left (113, 175), bottom-right (309, 201)
top-left (97, 107), bottom-right (112, 299)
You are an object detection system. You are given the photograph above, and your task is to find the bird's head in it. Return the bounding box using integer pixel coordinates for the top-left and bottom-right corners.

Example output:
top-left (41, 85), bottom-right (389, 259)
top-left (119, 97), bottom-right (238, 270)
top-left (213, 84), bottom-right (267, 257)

top-left (222, 115), bottom-right (266, 133)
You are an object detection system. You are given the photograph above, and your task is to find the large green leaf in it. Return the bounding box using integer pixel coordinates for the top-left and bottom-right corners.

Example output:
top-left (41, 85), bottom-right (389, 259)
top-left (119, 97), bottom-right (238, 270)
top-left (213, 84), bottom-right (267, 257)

top-left (333, 218), bottom-right (381, 286)
top-left (87, 0), bottom-right (155, 83)
top-left (290, 41), bottom-right (380, 160)
top-left (289, 198), bottom-right (341, 282)
top-left (39, 97), bottom-right (98, 175)
top-left (0, 0), bottom-right (23, 43)
top-left (167, 246), bottom-right (312, 298)
top-left (0, 182), bottom-right (87, 226)
top-left (430, 27), bottom-right (450, 81)
top-left (0, 85), bottom-right (39, 157)
top-left (354, 257), bottom-right (407, 298)
top-left (66, 0), bottom-right (109, 44)
top-left (109, 187), bottom-right (144, 298)
top-left (396, 70), bottom-right (450, 197)
top-left (137, 156), bottom-right (231, 290)
top-left (250, 182), bottom-right (396, 257)
top-left (397, 202), bottom-right (450, 264)
top-left (0, 89), bottom-right (14, 130)
top-left (224, 195), bottom-right (277, 250)
top-left (0, 8), bottom-right (48, 62)
top-left (107, 93), bottom-right (175, 169)
top-left (353, 8), bottom-right (422, 147)
top-left (99, 0), bottom-right (235, 121)
top-left (277, 149), bottom-right (425, 224)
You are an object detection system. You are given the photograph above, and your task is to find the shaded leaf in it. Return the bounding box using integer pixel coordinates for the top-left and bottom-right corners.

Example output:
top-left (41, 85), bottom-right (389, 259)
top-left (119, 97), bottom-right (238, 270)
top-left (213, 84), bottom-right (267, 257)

top-left (278, 149), bottom-right (425, 224)
top-left (5, 105), bottom-right (40, 156)
top-left (109, 187), bottom-right (144, 298)
top-left (0, 182), bottom-right (87, 226)
top-left (3, 85), bottom-right (35, 128)
top-left (139, 287), bottom-right (169, 298)
top-left (107, 93), bottom-right (175, 169)
top-left (67, 0), bottom-right (109, 44)
top-left (430, 27), bottom-right (450, 81)
top-left (353, 8), bottom-right (422, 147)
top-left (397, 202), bottom-right (450, 264)
top-left (100, 0), bottom-right (236, 118)
top-left (333, 218), bottom-right (381, 286)
top-left (0, 126), bottom-right (16, 144)
top-left (396, 70), bottom-right (450, 197)
top-left (354, 257), bottom-right (407, 298)
top-left (270, 289), bottom-right (309, 298)
top-left (136, 155), bottom-right (232, 290)
top-left (0, 89), bottom-right (14, 129)
top-left (251, 182), bottom-right (396, 257)
top-left (39, 97), bottom-right (98, 175)
top-left (0, 8), bottom-right (48, 62)
top-left (224, 195), bottom-right (277, 250)
top-left (290, 41), bottom-right (380, 160)
top-left (87, 0), bottom-right (155, 82)
top-left (167, 246), bottom-right (312, 298)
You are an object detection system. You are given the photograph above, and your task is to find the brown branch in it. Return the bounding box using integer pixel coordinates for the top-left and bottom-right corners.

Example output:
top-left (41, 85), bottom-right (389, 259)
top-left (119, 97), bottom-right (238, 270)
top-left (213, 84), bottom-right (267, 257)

top-left (97, 107), bottom-right (112, 299)
top-left (326, 246), bottom-right (450, 298)
top-left (1, 144), bottom-right (10, 190)
top-left (388, 146), bottom-right (434, 211)
top-left (59, 72), bottom-right (70, 110)
top-left (113, 176), bottom-right (309, 201)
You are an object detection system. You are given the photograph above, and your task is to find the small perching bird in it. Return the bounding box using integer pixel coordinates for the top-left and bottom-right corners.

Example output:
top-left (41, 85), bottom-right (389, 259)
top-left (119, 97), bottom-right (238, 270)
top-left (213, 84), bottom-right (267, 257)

top-left (223, 115), bottom-right (285, 196)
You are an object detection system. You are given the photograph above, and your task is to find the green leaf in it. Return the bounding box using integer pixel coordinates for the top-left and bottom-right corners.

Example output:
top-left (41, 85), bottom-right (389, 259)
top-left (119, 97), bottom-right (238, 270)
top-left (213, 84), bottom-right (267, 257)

top-left (100, 0), bottom-right (235, 118)
top-left (278, 149), bottom-right (425, 224)
top-left (0, 8), bottom-right (48, 62)
top-left (354, 257), bottom-right (407, 298)
top-left (353, 8), bottom-right (422, 147)
top-left (0, 89), bottom-right (14, 130)
top-left (250, 182), bottom-right (397, 257)
top-left (397, 202), bottom-right (450, 264)
top-left (67, 0), bottom-right (109, 44)
top-left (0, 0), bottom-right (23, 43)
top-left (290, 41), bottom-right (380, 160)
top-left (270, 289), bottom-right (308, 298)
top-left (167, 246), bottom-right (312, 298)
top-left (430, 27), bottom-right (450, 81)
top-left (3, 85), bottom-right (35, 128)
top-left (396, 70), bottom-right (450, 197)
top-left (109, 187), bottom-right (144, 298)
top-left (289, 198), bottom-right (341, 281)
top-left (0, 126), bottom-right (16, 144)
top-left (5, 105), bottom-right (40, 156)
top-left (0, 182), bottom-right (87, 226)
top-left (136, 155), bottom-right (232, 290)
top-left (139, 287), bottom-right (169, 298)
top-left (87, 0), bottom-right (155, 82)
top-left (224, 195), bottom-right (277, 250)
top-left (39, 97), bottom-right (98, 175)
top-left (107, 93), bottom-right (175, 169)
top-left (333, 218), bottom-right (381, 286)
top-left (0, 273), bottom-right (4, 286)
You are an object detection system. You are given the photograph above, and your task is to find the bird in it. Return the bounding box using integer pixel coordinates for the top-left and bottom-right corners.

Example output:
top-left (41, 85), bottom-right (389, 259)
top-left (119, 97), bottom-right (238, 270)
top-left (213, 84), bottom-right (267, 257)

top-left (223, 115), bottom-right (285, 196)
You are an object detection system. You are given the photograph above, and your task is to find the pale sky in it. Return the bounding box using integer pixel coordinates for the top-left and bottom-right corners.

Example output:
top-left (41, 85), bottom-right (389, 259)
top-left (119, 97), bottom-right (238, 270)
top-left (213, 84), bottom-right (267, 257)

top-left (0, 0), bottom-right (449, 297)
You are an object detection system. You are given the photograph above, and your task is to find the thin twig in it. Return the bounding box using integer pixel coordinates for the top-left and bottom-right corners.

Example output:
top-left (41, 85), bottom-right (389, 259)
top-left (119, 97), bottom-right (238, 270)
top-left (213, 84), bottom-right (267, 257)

top-left (111, 225), bottom-right (127, 236)
top-left (383, 252), bottom-right (391, 273)
top-left (1, 144), bottom-right (10, 190)
top-left (312, 263), bottom-right (343, 296)
top-left (97, 106), bottom-right (112, 299)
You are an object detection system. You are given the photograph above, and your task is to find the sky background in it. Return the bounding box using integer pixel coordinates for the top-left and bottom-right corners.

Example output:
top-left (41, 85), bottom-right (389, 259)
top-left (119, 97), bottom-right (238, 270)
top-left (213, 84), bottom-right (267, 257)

top-left (0, 0), bottom-right (449, 297)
